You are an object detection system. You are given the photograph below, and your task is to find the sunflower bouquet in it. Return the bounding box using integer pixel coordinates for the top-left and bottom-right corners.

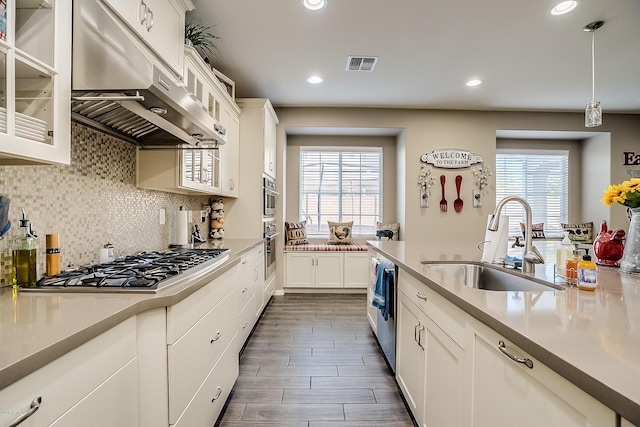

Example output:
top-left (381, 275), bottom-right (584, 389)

top-left (601, 178), bottom-right (640, 208)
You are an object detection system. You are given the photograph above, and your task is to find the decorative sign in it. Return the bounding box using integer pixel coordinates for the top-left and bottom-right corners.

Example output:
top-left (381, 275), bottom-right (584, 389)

top-left (624, 152), bottom-right (640, 166)
top-left (420, 149), bottom-right (483, 169)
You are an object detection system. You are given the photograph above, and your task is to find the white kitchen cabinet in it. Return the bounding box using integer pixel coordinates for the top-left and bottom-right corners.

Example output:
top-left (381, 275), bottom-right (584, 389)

top-left (137, 146), bottom-right (224, 195)
top-left (0, 318), bottom-right (137, 426)
top-left (220, 106), bottom-right (240, 197)
top-left (236, 98), bottom-right (279, 180)
top-left (467, 317), bottom-right (615, 427)
top-left (49, 359), bottom-right (139, 427)
top-left (397, 290), bottom-right (426, 425)
top-left (102, 0), bottom-right (190, 76)
top-left (286, 252), bottom-right (343, 288)
top-left (343, 252), bottom-right (370, 288)
top-left (165, 265), bottom-right (239, 425)
top-left (172, 334), bottom-right (239, 427)
top-left (263, 102), bottom-right (278, 178)
top-left (0, 0), bottom-right (71, 165)
top-left (397, 268), bottom-right (466, 427)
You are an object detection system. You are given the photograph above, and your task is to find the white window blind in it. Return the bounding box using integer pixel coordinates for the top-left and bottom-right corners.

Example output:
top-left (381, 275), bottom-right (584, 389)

top-left (495, 150), bottom-right (569, 238)
top-left (300, 147), bottom-right (382, 236)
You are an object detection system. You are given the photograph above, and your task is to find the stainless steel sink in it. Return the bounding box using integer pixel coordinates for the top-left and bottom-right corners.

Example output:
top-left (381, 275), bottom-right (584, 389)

top-left (421, 262), bottom-right (564, 292)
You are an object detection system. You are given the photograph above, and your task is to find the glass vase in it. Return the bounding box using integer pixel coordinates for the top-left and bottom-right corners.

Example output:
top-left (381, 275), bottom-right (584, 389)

top-left (620, 207), bottom-right (640, 274)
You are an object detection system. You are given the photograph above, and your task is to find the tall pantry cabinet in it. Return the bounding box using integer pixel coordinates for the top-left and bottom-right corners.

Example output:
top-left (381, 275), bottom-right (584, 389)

top-left (224, 98), bottom-right (279, 239)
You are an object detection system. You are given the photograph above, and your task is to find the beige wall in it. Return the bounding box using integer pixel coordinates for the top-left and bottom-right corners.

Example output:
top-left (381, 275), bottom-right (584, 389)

top-left (275, 108), bottom-right (640, 249)
top-left (285, 135), bottom-right (397, 238)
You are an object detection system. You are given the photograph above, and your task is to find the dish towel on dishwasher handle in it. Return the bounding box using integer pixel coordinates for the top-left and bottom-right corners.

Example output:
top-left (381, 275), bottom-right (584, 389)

top-left (372, 261), bottom-right (394, 321)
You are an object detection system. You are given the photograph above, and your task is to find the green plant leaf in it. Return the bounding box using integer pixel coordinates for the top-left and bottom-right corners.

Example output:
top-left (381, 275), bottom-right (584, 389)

top-left (185, 21), bottom-right (221, 61)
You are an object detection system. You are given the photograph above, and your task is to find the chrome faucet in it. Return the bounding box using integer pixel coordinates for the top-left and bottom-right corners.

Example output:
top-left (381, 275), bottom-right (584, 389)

top-left (488, 196), bottom-right (544, 273)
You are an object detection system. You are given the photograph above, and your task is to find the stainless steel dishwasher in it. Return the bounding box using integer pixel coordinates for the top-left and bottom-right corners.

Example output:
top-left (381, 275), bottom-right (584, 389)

top-left (370, 253), bottom-right (397, 373)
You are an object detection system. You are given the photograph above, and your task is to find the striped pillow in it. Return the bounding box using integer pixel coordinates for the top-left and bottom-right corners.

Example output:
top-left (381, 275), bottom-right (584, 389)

top-left (285, 221), bottom-right (308, 245)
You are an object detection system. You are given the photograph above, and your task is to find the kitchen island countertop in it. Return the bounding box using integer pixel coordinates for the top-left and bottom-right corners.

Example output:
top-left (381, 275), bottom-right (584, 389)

top-left (0, 238), bottom-right (264, 391)
top-left (368, 240), bottom-right (640, 425)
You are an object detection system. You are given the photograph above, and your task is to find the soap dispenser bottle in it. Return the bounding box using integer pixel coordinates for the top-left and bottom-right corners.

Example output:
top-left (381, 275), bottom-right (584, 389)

top-left (12, 209), bottom-right (38, 287)
top-left (577, 251), bottom-right (597, 291)
top-left (556, 232), bottom-right (574, 278)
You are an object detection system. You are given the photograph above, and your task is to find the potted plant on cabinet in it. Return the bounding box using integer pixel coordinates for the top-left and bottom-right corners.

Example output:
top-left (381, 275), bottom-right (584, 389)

top-left (185, 21), bottom-right (221, 66)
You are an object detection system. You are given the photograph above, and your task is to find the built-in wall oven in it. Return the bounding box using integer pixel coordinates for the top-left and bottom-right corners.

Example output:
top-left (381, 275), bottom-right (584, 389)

top-left (263, 175), bottom-right (277, 217)
top-left (263, 219), bottom-right (278, 278)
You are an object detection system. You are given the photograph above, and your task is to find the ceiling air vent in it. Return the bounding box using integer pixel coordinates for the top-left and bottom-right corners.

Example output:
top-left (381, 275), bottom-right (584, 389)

top-left (346, 56), bottom-right (378, 72)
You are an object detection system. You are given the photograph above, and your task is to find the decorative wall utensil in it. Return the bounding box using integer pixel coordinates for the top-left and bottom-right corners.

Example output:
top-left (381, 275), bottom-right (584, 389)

top-left (454, 175), bottom-right (463, 213)
top-left (439, 175), bottom-right (447, 212)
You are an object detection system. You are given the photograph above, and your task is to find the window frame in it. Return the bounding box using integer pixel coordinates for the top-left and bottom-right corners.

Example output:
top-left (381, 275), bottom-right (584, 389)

top-left (299, 146), bottom-right (383, 238)
top-left (495, 148), bottom-right (569, 238)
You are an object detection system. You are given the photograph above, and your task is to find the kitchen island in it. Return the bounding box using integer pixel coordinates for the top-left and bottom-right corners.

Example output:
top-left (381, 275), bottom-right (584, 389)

top-left (368, 240), bottom-right (640, 426)
top-left (0, 238), bottom-right (264, 426)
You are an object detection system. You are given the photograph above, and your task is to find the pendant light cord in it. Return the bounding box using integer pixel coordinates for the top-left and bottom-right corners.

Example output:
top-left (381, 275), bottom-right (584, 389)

top-left (591, 31), bottom-right (596, 101)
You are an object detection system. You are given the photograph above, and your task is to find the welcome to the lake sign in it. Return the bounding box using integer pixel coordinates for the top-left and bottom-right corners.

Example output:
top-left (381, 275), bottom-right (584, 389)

top-left (420, 149), bottom-right (484, 169)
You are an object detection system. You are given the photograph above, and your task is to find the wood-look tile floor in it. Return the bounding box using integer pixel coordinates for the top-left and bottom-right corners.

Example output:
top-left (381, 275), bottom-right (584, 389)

top-left (216, 294), bottom-right (416, 427)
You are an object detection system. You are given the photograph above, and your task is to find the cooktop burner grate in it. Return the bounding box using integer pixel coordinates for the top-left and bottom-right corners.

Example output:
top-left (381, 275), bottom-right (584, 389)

top-left (32, 248), bottom-right (229, 292)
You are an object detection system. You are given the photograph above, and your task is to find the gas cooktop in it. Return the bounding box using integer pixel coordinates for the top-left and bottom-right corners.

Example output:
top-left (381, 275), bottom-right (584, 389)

top-left (24, 248), bottom-right (230, 293)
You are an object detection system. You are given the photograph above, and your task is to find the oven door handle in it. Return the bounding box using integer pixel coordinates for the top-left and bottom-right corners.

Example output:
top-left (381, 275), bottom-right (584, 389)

top-left (264, 232), bottom-right (280, 240)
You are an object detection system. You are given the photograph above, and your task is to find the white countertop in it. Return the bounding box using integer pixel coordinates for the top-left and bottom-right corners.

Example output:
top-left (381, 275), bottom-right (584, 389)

top-left (367, 240), bottom-right (640, 425)
top-left (0, 238), bottom-right (263, 391)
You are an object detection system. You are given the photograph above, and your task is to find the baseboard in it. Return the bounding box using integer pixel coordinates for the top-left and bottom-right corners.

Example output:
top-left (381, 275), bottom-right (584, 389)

top-left (274, 289), bottom-right (285, 296)
top-left (282, 288), bottom-right (367, 294)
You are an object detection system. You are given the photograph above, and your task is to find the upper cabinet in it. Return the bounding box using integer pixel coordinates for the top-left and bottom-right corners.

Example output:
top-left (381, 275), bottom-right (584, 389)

top-left (137, 46), bottom-right (240, 197)
top-left (101, 0), bottom-right (191, 76)
top-left (263, 102), bottom-right (278, 178)
top-left (0, 0), bottom-right (71, 165)
top-left (236, 99), bottom-right (279, 180)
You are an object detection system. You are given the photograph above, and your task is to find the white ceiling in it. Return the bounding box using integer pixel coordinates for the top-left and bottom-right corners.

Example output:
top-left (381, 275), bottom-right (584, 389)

top-left (189, 0), bottom-right (640, 114)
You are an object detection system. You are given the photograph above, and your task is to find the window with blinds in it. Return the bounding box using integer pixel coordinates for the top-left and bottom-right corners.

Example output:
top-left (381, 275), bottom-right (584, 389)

top-left (299, 147), bottom-right (382, 236)
top-left (495, 150), bottom-right (569, 238)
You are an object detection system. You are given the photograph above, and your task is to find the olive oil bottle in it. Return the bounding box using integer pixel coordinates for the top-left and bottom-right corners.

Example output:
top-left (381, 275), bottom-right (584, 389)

top-left (12, 209), bottom-right (37, 287)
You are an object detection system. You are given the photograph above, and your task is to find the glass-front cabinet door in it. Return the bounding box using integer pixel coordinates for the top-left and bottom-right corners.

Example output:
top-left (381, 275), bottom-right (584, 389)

top-left (0, 0), bottom-right (71, 164)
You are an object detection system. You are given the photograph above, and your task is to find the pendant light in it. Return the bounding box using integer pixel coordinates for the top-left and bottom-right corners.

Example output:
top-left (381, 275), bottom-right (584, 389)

top-left (583, 21), bottom-right (604, 128)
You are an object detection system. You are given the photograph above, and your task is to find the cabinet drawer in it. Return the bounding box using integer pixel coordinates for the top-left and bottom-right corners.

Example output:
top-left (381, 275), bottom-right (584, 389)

top-left (49, 358), bottom-right (139, 426)
top-left (0, 318), bottom-right (136, 427)
top-left (237, 293), bottom-right (257, 350)
top-left (167, 266), bottom-right (237, 344)
top-left (398, 269), bottom-right (466, 348)
top-left (173, 335), bottom-right (240, 427)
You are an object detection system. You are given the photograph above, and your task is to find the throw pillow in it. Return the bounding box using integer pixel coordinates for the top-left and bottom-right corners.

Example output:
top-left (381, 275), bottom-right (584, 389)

top-left (561, 222), bottom-right (593, 243)
top-left (520, 222), bottom-right (545, 239)
top-left (284, 221), bottom-right (308, 245)
top-left (376, 222), bottom-right (399, 241)
top-left (328, 221), bottom-right (353, 244)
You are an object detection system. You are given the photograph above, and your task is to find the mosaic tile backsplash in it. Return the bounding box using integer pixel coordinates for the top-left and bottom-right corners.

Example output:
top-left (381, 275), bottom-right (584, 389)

top-left (0, 122), bottom-right (211, 286)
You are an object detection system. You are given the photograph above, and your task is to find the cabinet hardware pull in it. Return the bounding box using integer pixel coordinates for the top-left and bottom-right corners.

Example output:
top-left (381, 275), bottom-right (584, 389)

top-left (211, 386), bottom-right (223, 402)
top-left (242, 322), bottom-right (248, 329)
top-left (417, 325), bottom-right (425, 349)
top-left (138, 0), bottom-right (148, 25)
top-left (145, 9), bottom-right (154, 31)
top-left (414, 322), bottom-right (420, 343)
top-left (415, 291), bottom-right (427, 301)
top-left (210, 331), bottom-right (222, 343)
top-left (498, 340), bottom-right (534, 369)
top-left (9, 396), bottom-right (42, 427)
top-left (242, 287), bottom-right (248, 293)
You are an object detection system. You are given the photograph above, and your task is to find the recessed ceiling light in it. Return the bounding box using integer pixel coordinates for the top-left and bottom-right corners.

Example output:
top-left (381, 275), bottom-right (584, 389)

top-left (550, 0), bottom-right (579, 16)
top-left (302, 0), bottom-right (327, 11)
top-left (466, 79), bottom-right (482, 87)
top-left (307, 75), bottom-right (323, 84)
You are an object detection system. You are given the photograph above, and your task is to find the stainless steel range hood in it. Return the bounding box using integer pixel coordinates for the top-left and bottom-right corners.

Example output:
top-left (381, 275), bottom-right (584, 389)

top-left (72, 0), bottom-right (224, 148)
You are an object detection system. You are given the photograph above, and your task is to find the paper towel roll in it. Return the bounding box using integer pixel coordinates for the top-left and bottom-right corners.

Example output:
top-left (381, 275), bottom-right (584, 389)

top-left (177, 209), bottom-right (189, 245)
top-left (480, 215), bottom-right (510, 264)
